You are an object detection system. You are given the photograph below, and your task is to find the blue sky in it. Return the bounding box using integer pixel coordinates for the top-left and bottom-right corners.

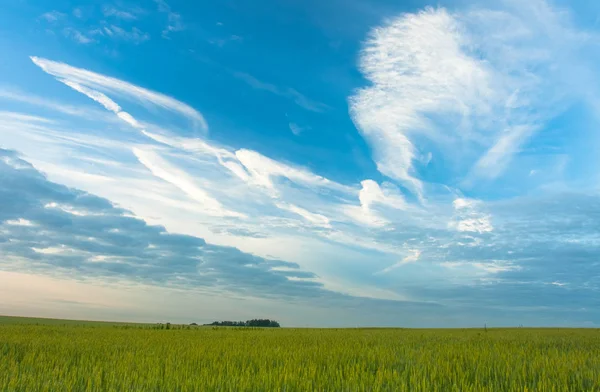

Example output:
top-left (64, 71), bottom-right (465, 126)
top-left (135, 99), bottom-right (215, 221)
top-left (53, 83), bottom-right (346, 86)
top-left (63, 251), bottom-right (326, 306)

top-left (1, 0), bottom-right (600, 327)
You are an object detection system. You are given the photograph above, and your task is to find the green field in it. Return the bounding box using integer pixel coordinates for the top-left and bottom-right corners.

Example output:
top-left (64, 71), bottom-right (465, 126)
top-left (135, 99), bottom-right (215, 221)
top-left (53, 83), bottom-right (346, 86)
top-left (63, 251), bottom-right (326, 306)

top-left (1, 316), bottom-right (599, 391)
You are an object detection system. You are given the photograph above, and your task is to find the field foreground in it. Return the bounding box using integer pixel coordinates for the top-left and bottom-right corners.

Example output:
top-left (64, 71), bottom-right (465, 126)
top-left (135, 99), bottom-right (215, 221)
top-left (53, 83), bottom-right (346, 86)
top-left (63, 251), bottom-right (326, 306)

top-left (1, 317), bottom-right (599, 391)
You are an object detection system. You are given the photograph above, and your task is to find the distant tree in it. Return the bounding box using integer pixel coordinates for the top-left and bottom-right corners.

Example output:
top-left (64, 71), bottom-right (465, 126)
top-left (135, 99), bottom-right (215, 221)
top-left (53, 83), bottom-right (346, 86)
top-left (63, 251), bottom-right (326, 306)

top-left (205, 319), bottom-right (280, 328)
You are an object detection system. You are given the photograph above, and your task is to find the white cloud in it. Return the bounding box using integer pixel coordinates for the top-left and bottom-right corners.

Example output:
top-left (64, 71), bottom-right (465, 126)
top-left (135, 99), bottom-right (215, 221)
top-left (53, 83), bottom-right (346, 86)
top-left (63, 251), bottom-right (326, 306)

top-left (376, 250), bottom-right (421, 274)
top-left (454, 217), bottom-right (493, 234)
top-left (5, 219), bottom-right (35, 227)
top-left (0, 111), bottom-right (54, 124)
top-left (32, 246), bottom-right (77, 255)
top-left (350, 1), bottom-right (597, 197)
top-left (27, 57), bottom-right (355, 235)
top-left (350, 7), bottom-right (489, 198)
top-left (140, 130), bottom-right (254, 184)
top-left (62, 81), bottom-right (122, 113)
top-left (276, 203), bottom-right (331, 228)
top-left (234, 148), bottom-right (352, 194)
top-left (341, 205), bottom-right (387, 228)
top-left (103, 25), bottom-right (150, 44)
top-left (138, 130), bottom-right (350, 203)
top-left (102, 6), bottom-right (137, 20)
top-left (453, 198), bottom-right (475, 210)
top-left (471, 124), bottom-right (538, 179)
top-left (449, 197), bottom-right (493, 234)
top-left (472, 261), bottom-right (521, 274)
top-left (0, 89), bottom-right (114, 121)
top-left (359, 180), bottom-right (406, 211)
top-left (63, 28), bottom-right (94, 44)
top-left (233, 72), bottom-right (329, 113)
top-left (40, 11), bottom-right (65, 22)
top-left (56, 79), bottom-right (146, 133)
top-left (342, 180), bottom-right (407, 227)
top-left (133, 147), bottom-right (245, 218)
top-left (154, 0), bottom-right (184, 38)
top-left (440, 260), bottom-right (521, 276)
top-left (288, 123), bottom-right (307, 136)
top-left (30, 57), bottom-right (207, 132)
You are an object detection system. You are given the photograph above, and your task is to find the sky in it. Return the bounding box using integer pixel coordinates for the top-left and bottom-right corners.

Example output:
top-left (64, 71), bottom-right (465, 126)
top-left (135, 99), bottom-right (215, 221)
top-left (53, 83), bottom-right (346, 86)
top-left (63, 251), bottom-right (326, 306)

top-left (1, 0), bottom-right (600, 327)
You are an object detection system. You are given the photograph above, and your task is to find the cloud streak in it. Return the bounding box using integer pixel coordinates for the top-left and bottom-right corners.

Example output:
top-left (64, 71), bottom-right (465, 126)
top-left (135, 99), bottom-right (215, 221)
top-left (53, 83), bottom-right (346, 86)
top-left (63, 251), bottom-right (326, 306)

top-left (376, 249), bottom-right (421, 275)
top-left (133, 147), bottom-right (245, 218)
top-left (234, 72), bottom-right (330, 113)
top-left (30, 57), bottom-right (207, 133)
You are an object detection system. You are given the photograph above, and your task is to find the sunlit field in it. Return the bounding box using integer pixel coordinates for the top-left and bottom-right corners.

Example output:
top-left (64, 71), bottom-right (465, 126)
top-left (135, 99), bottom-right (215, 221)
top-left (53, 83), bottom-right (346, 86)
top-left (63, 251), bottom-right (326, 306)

top-left (1, 316), bottom-right (599, 391)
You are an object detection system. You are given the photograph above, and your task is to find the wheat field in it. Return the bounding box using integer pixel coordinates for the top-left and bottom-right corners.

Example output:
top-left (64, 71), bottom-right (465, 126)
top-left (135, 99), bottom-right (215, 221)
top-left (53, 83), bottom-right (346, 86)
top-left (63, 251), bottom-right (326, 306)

top-left (1, 317), bottom-right (599, 391)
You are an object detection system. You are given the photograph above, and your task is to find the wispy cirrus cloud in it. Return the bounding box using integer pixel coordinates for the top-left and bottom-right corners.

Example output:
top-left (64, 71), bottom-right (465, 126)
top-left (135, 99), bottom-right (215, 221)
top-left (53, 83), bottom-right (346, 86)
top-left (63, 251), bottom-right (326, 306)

top-left (102, 5), bottom-right (138, 20)
top-left (288, 122), bottom-right (309, 136)
top-left (62, 28), bottom-right (95, 44)
top-left (349, 0), bottom-right (599, 199)
top-left (133, 147), bottom-right (245, 218)
top-left (72, 8), bottom-right (84, 19)
top-left (154, 0), bottom-right (184, 38)
top-left (376, 249), bottom-right (421, 275)
top-left (39, 11), bottom-right (66, 23)
top-left (100, 25), bottom-right (150, 44)
top-left (30, 57), bottom-right (207, 132)
top-left (233, 72), bottom-right (330, 113)
top-left (39, 5), bottom-right (150, 46)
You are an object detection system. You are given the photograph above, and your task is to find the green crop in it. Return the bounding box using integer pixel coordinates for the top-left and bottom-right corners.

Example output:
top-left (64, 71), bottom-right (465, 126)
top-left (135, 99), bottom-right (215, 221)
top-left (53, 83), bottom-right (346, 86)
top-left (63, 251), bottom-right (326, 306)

top-left (1, 318), bottom-right (599, 391)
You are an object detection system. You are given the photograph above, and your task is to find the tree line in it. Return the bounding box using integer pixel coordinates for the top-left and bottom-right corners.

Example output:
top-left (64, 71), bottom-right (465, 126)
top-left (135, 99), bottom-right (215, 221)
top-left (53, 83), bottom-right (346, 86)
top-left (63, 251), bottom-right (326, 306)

top-left (204, 319), bottom-right (280, 328)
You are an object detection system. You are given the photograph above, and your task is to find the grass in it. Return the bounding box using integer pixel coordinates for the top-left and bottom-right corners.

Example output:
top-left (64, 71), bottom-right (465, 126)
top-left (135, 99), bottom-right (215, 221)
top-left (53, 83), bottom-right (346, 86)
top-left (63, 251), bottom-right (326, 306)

top-left (1, 316), bottom-right (599, 391)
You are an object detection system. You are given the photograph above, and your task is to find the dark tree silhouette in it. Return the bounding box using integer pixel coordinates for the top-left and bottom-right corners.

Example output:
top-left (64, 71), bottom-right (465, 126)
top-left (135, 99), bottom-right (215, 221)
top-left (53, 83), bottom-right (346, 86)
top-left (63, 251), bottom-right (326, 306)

top-left (204, 319), bottom-right (281, 327)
